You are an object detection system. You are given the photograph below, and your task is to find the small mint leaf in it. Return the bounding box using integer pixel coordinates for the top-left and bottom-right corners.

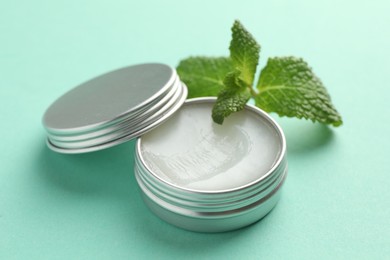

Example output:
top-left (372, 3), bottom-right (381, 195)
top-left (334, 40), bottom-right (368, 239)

top-left (176, 56), bottom-right (233, 98)
top-left (212, 72), bottom-right (251, 124)
top-left (212, 88), bottom-right (251, 124)
top-left (223, 69), bottom-right (246, 88)
top-left (255, 57), bottom-right (343, 126)
top-left (229, 20), bottom-right (260, 86)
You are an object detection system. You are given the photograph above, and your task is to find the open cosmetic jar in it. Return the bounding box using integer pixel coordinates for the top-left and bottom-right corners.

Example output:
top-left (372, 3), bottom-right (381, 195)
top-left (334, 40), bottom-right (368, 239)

top-left (135, 98), bottom-right (287, 232)
top-left (42, 63), bottom-right (287, 232)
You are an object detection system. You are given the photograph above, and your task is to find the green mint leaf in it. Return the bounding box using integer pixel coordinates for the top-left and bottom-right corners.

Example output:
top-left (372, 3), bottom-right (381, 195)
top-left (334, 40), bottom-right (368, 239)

top-left (211, 20), bottom-right (260, 124)
top-left (212, 71), bottom-right (251, 124)
top-left (176, 56), bottom-right (233, 98)
top-left (229, 20), bottom-right (260, 86)
top-left (255, 57), bottom-right (343, 126)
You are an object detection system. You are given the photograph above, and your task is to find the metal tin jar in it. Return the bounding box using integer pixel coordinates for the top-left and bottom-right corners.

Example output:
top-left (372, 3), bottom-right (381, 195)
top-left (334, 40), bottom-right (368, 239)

top-left (134, 98), bottom-right (287, 232)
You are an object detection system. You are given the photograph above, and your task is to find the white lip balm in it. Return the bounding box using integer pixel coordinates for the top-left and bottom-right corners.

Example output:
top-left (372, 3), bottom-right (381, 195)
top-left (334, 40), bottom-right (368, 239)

top-left (135, 98), bottom-right (287, 232)
top-left (140, 102), bottom-right (282, 191)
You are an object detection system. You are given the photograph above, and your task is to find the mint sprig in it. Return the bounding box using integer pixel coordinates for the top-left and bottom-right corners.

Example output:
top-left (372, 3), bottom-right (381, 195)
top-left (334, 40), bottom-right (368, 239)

top-left (177, 20), bottom-right (343, 126)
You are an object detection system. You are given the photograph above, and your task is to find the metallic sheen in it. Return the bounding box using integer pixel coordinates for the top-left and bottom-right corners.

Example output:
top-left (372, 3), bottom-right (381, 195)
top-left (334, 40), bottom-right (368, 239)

top-left (43, 63), bottom-right (188, 153)
top-left (135, 98), bottom-right (288, 232)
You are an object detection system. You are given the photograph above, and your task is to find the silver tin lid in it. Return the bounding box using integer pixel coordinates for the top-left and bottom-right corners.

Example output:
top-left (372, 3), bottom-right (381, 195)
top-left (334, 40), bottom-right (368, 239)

top-left (42, 63), bottom-right (188, 154)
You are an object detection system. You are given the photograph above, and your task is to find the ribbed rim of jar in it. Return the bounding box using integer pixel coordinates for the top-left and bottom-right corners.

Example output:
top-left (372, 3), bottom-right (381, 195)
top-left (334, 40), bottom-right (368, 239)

top-left (135, 164), bottom-right (287, 218)
top-left (135, 156), bottom-right (287, 213)
top-left (135, 151), bottom-right (286, 205)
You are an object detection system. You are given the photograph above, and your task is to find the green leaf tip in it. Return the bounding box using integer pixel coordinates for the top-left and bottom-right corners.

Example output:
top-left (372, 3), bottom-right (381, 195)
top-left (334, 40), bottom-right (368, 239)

top-left (212, 87), bottom-right (251, 124)
top-left (229, 20), bottom-right (260, 86)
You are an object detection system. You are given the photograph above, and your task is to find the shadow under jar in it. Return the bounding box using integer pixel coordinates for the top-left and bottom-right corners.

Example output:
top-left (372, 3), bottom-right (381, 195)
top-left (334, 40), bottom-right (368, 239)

top-left (135, 98), bottom-right (287, 232)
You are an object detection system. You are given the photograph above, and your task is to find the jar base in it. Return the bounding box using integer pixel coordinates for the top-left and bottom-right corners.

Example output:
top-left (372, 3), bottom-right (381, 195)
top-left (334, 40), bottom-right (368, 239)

top-left (140, 186), bottom-right (284, 233)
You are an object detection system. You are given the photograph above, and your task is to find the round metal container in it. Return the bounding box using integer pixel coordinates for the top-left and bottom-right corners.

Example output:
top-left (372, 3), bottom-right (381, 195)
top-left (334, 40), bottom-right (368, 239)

top-left (43, 63), bottom-right (187, 154)
top-left (135, 98), bottom-right (287, 232)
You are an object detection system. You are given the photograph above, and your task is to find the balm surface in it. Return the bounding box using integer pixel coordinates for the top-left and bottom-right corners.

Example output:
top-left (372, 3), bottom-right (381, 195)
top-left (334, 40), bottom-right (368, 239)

top-left (140, 102), bottom-right (282, 191)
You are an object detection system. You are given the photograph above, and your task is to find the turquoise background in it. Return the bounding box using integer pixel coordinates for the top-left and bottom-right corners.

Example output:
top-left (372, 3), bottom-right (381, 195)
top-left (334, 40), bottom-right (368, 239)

top-left (1, 0), bottom-right (389, 259)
